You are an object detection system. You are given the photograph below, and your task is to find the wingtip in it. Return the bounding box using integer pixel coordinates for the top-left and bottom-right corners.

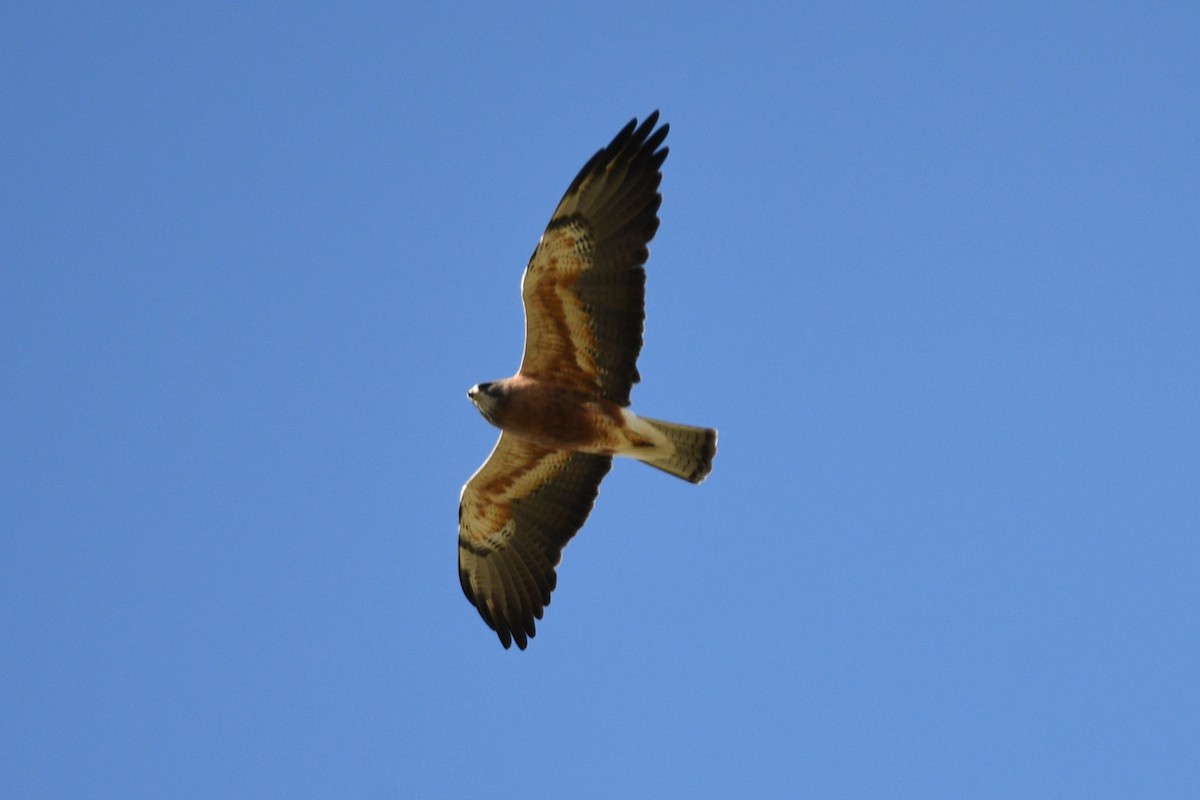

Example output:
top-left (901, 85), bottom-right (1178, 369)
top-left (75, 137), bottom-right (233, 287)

top-left (495, 623), bottom-right (531, 651)
top-left (631, 111), bottom-right (666, 146)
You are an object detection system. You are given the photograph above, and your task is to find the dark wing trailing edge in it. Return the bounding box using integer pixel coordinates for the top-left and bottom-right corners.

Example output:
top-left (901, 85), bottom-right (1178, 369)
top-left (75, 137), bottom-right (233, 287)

top-left (518, 112), bottom-right (669, 407)
top-left (458, 434), bottom-right (613, 649)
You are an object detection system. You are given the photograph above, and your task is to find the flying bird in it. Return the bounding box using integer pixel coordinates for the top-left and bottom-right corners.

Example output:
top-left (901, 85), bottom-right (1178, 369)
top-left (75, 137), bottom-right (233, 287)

top-left (459, 112), bottom-right (717, 649)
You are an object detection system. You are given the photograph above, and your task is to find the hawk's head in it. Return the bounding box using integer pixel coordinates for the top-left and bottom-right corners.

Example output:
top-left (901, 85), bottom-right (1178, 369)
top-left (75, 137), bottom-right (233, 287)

top-left (467, 381), bottom-right (506, 426)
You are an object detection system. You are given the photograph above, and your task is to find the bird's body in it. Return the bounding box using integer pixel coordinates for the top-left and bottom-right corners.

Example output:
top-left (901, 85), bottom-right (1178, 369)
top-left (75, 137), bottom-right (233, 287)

top-left (458, 112), bottom-right (716, 649)
top-left (469, 377), bottom-right (663, 456)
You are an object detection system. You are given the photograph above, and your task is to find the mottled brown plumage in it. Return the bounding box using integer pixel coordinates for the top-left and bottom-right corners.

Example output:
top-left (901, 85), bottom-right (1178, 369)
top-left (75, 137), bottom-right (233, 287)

top-left (458, 113), bottom-right (716, 649)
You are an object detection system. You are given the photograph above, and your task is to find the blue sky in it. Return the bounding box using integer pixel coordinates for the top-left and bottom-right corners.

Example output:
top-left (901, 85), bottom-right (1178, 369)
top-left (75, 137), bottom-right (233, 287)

top-left (3, 2), bottom-right (1197, 797)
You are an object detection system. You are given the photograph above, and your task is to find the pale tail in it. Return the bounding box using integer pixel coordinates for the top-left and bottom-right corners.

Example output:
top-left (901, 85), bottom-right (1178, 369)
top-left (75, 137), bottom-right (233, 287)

top-left (638, 418), bottom-right (717, 484)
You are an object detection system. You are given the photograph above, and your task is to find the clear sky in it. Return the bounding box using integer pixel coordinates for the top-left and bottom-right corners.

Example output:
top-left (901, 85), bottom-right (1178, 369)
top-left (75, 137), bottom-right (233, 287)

top-left (3, 3), bottom-right (1197, 798)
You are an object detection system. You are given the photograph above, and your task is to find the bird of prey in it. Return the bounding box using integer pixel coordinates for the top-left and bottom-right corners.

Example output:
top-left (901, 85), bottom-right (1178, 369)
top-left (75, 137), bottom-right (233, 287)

top-left (458, 112), bottom-right (717, 649)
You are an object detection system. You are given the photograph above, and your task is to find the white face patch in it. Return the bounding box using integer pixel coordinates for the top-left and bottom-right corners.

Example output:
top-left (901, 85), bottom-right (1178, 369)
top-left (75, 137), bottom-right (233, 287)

top-left (469, 385), bottom-right (501, 424)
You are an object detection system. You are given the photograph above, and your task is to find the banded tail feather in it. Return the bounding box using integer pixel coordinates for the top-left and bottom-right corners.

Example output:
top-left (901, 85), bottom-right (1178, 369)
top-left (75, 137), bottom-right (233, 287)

top-left (637, 417), bottom-right (717, 484)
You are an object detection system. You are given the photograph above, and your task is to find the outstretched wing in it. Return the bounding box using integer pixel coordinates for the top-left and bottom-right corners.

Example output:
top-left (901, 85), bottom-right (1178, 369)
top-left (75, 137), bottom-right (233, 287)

top-left (518, 112), bottom-right (669, 407)
top-left (458, 434), bottom-right (613, 649)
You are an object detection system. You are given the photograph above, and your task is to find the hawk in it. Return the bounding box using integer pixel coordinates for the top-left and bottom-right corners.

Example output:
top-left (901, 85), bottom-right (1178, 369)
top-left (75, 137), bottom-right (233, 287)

top-left (458, 112), bottom-right (717, 649)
